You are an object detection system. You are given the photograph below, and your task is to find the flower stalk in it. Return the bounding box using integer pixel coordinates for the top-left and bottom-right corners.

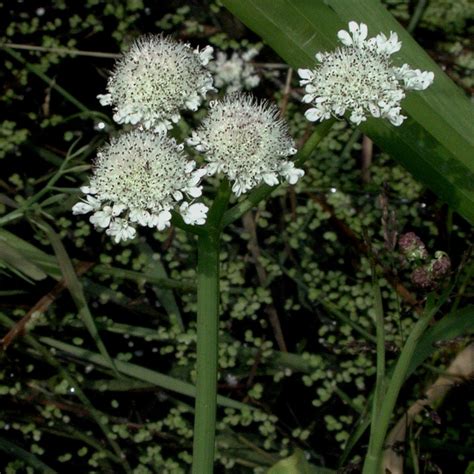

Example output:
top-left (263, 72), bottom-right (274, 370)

top-left (192, 180), bottom-right (231, 474)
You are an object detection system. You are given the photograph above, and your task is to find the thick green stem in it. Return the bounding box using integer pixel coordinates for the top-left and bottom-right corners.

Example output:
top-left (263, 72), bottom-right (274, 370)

top-left (192, 181), bottom-right (230, 474)
top-left (192, 230), bottom-right (221, 473)
top-left (362, 307), bottom-right (436, 474)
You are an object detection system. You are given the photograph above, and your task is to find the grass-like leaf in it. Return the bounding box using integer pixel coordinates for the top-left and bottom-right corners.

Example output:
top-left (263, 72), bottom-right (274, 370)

top-left (40, 336), bottom-right (250, 411)
top-left (0, 436), bottom-right (58, 473)
top-left (36, 220), bottom-right (120, 377)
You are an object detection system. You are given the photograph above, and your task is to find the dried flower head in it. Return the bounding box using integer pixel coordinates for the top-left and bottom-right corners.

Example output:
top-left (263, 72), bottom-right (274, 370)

top-left (73, 130), bottom-right (208, 243)
top-left (97, 35), bottom-right (215, 133)
top-left (209, 48), bottom-right (260, 93)
top-left (429, 251), bottom-right (451, 279)
top-left (298, 21), bottom-right (434, 126)
top-left (187, 94), bottom-right (303, 196)
top-left (398, 232), bottom-right (428, 261)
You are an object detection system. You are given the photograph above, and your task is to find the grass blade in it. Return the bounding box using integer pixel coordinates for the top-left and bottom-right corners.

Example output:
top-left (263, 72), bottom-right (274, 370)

top-left (0, 436), bottom-right (58, 473)
top-left (36, 220), bottom-right (120, 377)
top-left (40, 336), bottom-right (250, 411)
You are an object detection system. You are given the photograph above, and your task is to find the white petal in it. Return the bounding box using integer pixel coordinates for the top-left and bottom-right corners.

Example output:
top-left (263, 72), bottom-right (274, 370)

top-left (302, 94), bottom-right (315, 104)
top-left (90, 210), bottom-right (111, 229)
top-left (187, 132), bottom-right (201, 147)
top-left (185, 94), bottom-right (201, 111)
top-left (348, 21), bottom-right (359, 34)
top-left (156, 210), bottom-right (172, 231)
top-left (280, 161), bottom-right (304, 185)
top-left (72, 202), bottom-right (94, 215)
top-left (337, 29), bottom-right (353, 46)
top-left (196, 45), bottom-right (213, 66)
top-left (112, 203), bottom-right (126, 216)
top-left (297, 68), bottom-right (313, 80)
top-left (173, 191), bottom-right (184, 202)
top-left (80, 185), bottom-right (97, 194)
top-left (97, 93), bottom-right (112, 106)
top-left (304, 108), bottom-right (321, 122)
top-left (180, 202), bottom-right (208, 225)
top-left (262, 173), bottom-right (279, 186)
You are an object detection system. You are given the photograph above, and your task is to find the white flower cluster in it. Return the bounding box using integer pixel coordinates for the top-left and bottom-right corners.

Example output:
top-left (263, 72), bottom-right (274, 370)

top-left (73, 130), bottom-right (207, 243)
top-left (75, 36), bottom-right (302, 242)
top-left (97, 35), bottom-right (215, 133)
top-left (298, 21), bottom-right (434, 126)
top-left (209, 48), bottom-right (260, 93)
top-left (73, 36), bottom-right (214, 243)
top-left (188, 95), bottom-right (303, 196)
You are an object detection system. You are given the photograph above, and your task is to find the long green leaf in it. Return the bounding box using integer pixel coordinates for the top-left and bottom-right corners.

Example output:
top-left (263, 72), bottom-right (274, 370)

top-left (0, 240), bottom-right (47, 281)
top-left (40, 337), bottom-right (250, 411)
top-left (407, 305), bottom-right (474, 376)
top-left (221, 0), bottom-right (474, 224)
top-left (36, 220), bottom-right (120, 377)
top-left (139, 242), bottom-right (185, 330)
top-left (0, 436), bottom-right (58, 473)
top-left (0, 228), bottom-right (61, 280)
top-left (340, 304), bottom-right (474, 463)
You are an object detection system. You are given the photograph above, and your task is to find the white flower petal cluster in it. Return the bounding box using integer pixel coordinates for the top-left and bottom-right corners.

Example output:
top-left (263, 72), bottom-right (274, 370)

top-left (208, 48), bottom-right (260, 93)
top-left (298, 21), bottom-right (434, 126)
top-left (97, 35), bottom-right (215, 133)
top-left (73, 130), bottom-right (208, 243)
top-left (187, 94), bottom-right (303, 196)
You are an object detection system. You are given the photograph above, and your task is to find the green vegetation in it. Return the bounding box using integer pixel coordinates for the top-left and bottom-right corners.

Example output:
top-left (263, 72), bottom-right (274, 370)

top-left (0, 1), bottom-right (472, 472)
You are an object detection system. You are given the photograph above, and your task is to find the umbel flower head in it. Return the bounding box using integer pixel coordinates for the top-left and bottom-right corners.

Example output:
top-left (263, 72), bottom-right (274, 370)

top-left (187, 94), bottom-right (303, 196)
top-left (208, 48), bottom-right (260, 94)
top-left (97, 35), bottom-right (215, 133)
top-left (73, 130), bottom-right (208, 243)
top-left (298, 21), bottom-right (434, 126)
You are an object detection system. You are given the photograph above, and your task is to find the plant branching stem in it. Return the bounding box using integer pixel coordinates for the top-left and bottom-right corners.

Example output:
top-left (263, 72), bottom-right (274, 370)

top-left (191, 120), bottom-right (335, 471)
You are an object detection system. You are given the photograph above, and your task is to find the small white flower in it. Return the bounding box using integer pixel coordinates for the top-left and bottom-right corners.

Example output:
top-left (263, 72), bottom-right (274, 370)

top-left (106, 218), bottom-right (137, 244)
top-left (98, 35), bottom-right (215, 132)
top-left (208, 48), bottom-right (260, 94)
top-left (188, 94), bottom-right (303, 196)
top-left (180, 202), bottom-right (208, 225)
top-left (73, 129), bottom-right (208, 243)
top-left (72, 195), bottom-right (101, 215)
top-left (279, 161), bottom-right (305, 185)
top-left (299, 21), bottom-right (434, 127)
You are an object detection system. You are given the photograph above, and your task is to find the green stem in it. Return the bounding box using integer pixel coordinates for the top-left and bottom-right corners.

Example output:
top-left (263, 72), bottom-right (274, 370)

top-left (0, 153), bottom-right (75, 226)
top-left (4, 47), bottom-right (90, 114)
top-left (362, 306), bottom-right (437, 474)
top-left (192, 181), bottom-right (231, 474)
top-left (221, 119), bottom-right (336, 227)
top-left (364, 274), bottom-right (386, 472)
top-left (407, 0), bottom-right (428, 33)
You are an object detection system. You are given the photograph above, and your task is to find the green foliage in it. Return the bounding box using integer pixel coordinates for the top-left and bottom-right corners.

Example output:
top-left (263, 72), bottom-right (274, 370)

top-left (0, 0), bottom-right (472, 472)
